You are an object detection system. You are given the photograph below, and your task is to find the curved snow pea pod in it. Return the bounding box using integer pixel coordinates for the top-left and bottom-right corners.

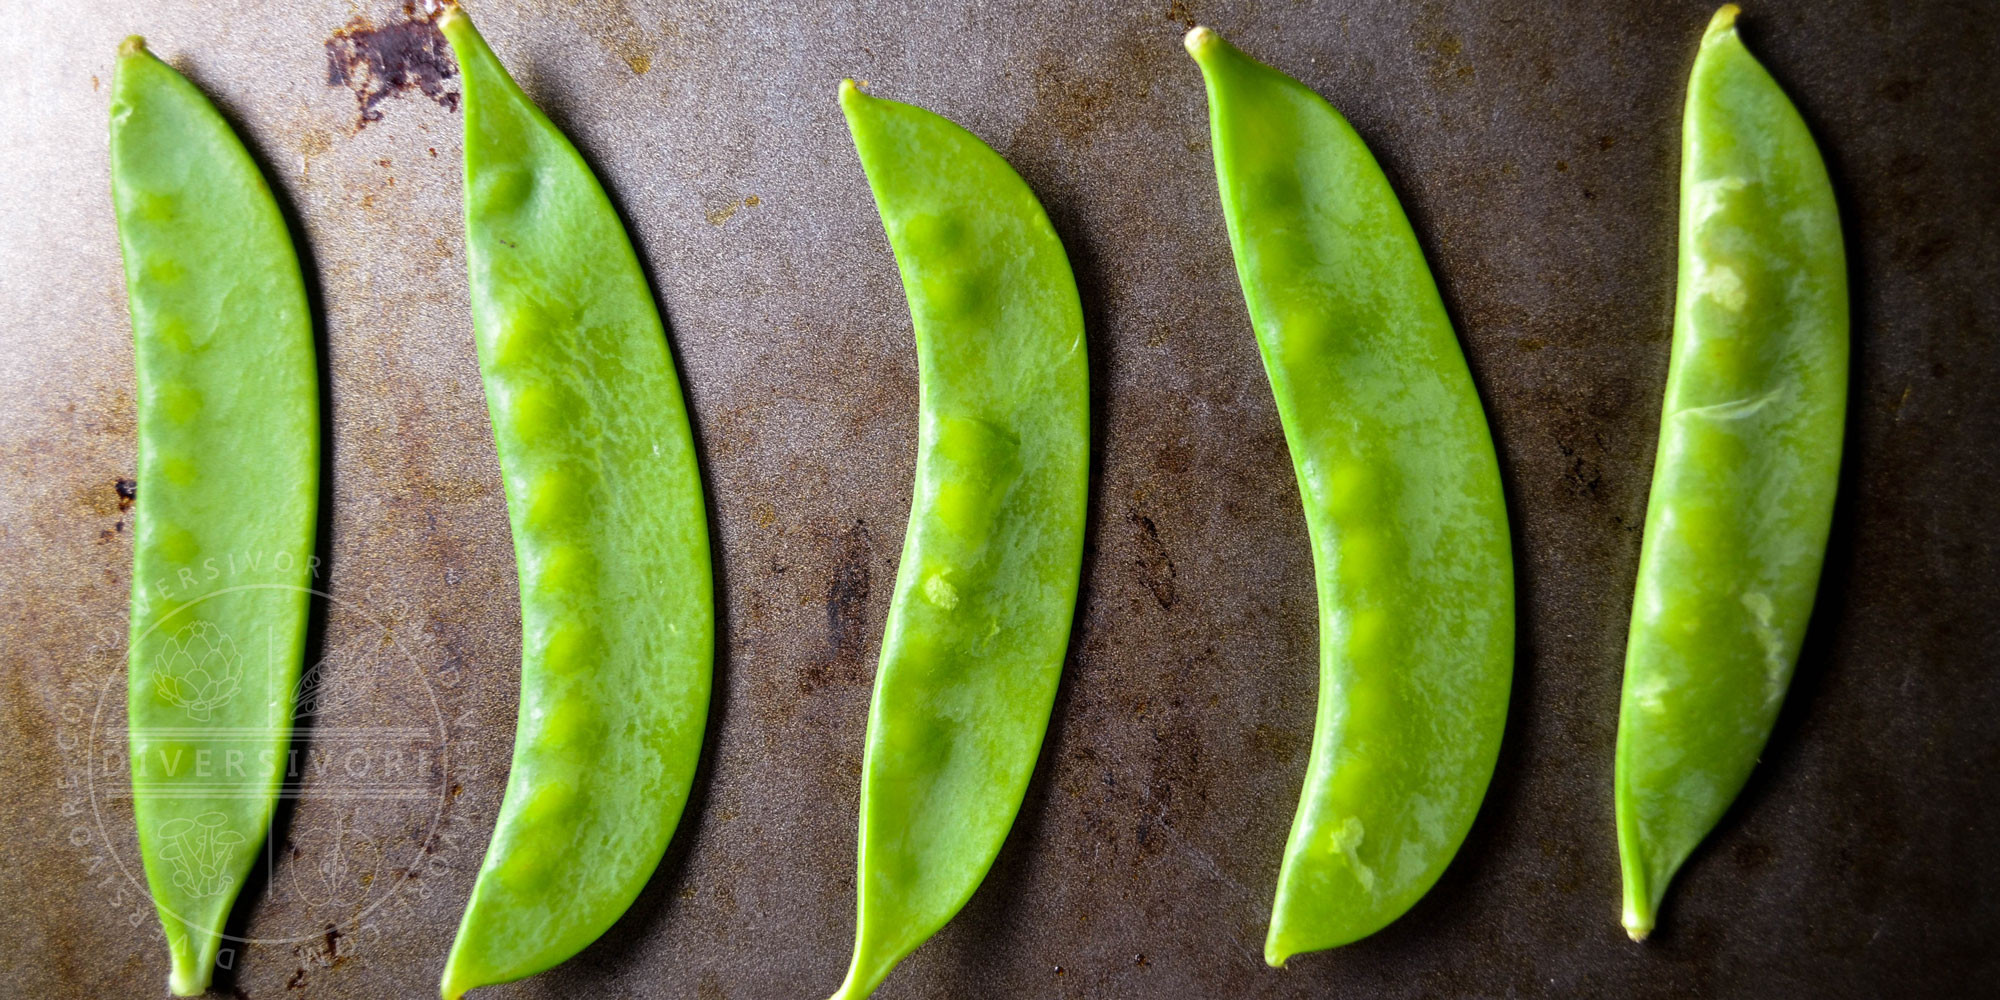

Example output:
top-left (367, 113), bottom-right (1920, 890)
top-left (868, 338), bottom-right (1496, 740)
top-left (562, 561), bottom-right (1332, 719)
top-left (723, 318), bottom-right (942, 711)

top-left (111, 36), bottom-right (319, 996)
top-left (1615, 5), bottom-right (1847, 942)
top-left (830, 80), bottom-right (1088, 1000)
top-left (1185, 27), bottom-right (1514, 964)
top-left (435, 5), bottom-right (713, 997)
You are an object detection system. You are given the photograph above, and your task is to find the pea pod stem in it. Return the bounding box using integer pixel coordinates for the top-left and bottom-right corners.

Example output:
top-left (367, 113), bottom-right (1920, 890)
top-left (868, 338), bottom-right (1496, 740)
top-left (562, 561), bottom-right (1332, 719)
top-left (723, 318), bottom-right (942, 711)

top-left (831, 79), bottom-right (1090, 1000)
top-left (1615, 4), bottom-right (1847, 942)
top-left (111, 35), bottom-right (320, 996)
top-left (435, 4), bottom-right (714, 996)
top-left (1185, 26), bottom-right (1514, 964)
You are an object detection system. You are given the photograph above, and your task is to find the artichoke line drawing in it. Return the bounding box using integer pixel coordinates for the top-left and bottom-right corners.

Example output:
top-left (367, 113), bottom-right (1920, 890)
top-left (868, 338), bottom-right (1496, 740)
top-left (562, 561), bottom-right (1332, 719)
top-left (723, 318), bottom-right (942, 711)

top-left (153, 620), bottom-right (243, 722)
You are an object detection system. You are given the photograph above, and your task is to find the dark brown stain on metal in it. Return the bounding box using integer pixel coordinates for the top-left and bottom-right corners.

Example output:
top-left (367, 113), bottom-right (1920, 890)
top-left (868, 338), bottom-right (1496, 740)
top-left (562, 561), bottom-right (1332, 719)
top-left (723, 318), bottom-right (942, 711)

top-left (114, 478), bottom-right (136, 510)
top-left (803, 521), bottom-right (873, 693)
top-left (1414, 0), bottom-right (1476, 89)
top-left (325, 6), bottom-right (459, 130)
top-left (1127, 508), bottom-right (1176, 610)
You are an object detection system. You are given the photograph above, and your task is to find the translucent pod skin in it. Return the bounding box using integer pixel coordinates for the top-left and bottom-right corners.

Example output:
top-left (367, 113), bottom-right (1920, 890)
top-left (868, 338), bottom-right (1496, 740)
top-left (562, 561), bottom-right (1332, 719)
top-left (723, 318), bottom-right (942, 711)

top-left (436, 5), bottom-right (713, 997)
top-left (1616, 5), bottom-right (1847, 943)
top-left (1185, 27), bottom-right (1514, 965)
top-left (831, 81), bottom-right (1089, 1000)
top-left (110, 37), bottom-right (319, 997)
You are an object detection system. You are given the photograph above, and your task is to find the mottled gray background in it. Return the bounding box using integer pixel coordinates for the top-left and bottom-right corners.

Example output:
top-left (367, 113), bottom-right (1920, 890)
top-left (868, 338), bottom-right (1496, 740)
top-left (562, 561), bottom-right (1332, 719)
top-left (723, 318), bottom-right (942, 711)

top-left (1, 0), bottom-right (1994, 997)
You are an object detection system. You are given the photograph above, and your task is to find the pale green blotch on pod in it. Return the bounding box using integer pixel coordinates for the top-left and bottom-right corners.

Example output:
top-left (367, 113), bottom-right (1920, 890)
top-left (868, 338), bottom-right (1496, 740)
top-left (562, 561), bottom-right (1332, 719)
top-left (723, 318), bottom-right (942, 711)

top-left (478, 163), bottom-right (535, 216)
top-left (899, 212), bottom-right (964, 256)
top-left (537, 621), bottom-right (603, 678)
top-left (532, 545), bottom-right (598, 596)
top-left (158, 525), bottom-right (201, 565)
top-left (1322, 461), bottom-right (1376, 518)
top-left (1278, 309), bottom-right (1335, 372)
top-left (143, 255), bottom-right (186, 286)
top-left (919, 270), bottom-right (988, 322)
top-left (1344, 606), bottom-right (1394, 665)
top-left (538, 697), bottom-right (601, 755)
top-left (158, 382), bottom-right (203, 424)
top-left (152, 316), bottom-right (196, 355)
top-left (509, 382), bottom-right (567, 439)
top-left (161, 455), bottom-right (199, 487)
top-left (524, 467), bottom-right (590, 532)
top-left (1336, 528), bottom-right (1392, 589)
top-left (489, 301), bottom-right (558, 372)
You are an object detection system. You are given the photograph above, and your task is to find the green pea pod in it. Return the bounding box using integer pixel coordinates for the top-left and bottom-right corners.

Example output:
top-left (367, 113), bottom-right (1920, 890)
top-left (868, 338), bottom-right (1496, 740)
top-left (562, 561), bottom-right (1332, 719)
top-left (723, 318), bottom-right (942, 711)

top-left (436, 5), bottom-right (713, 996)
top-left (1615, 4), bottom-right (1847, 942)
top-left (1185, 28), bottom-right (1514, 964)
top-left (111, 36), bottom-right (319, 996)
top-left (831, 81), bottom-right (1089, 999)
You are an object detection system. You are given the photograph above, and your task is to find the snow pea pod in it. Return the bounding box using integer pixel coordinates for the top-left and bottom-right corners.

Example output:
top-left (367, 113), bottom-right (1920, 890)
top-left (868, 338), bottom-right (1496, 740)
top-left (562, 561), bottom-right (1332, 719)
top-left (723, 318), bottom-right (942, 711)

top-left (435, 5), bottom-right (712, 996)
top-left (111, 37), bottom-right (319, 996)
top-left (1615, 4), bottom-right (1846, 942)
top-left (1185, 28), bottom-right (1513, 964)
top-left (830, 80), bottom-right (1088, 1000)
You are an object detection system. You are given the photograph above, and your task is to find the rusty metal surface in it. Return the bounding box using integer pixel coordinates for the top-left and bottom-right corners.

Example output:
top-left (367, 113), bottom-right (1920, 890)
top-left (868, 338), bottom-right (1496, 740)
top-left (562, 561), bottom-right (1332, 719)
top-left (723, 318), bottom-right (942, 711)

top-left (2, 0), bottom-right (1995, 997)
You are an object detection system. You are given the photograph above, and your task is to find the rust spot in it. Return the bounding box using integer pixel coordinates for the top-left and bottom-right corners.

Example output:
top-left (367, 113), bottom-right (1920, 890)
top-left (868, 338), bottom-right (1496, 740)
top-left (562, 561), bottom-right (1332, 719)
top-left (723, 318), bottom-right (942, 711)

top-left (1025, 55), bottom-right (1119, 147)
top-left (298, 129), bottom-right (333, 160)
top-left (705, 195), bottom-right (762, 226)
top-left (1128, 508), bottom-right (1176, 610)
top-left (1414, 1), bottom-right (1475, 89)
top-left (1879, 77), bottom-right (1926, 103)
top-left (115, 478), bottom-right (136, 510)
top-left (325, 6), bottom-right (459, 130)
top-left (291, 922), bottom-right (346, 971)
top-left (1246, 721), bottom-right (1304, 763)
top-left (1167, 0), bottom-right (1196, 28)
top-left (1733, 838), bottom-right (1776, 871)
top-left (1899, 235), bottom-right (1955, 272)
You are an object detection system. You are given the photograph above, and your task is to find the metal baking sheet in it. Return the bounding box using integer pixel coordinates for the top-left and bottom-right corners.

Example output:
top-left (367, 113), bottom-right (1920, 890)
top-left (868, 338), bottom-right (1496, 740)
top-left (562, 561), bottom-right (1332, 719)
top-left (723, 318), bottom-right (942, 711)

top-left (2, 0), bottom-right (1994, 997)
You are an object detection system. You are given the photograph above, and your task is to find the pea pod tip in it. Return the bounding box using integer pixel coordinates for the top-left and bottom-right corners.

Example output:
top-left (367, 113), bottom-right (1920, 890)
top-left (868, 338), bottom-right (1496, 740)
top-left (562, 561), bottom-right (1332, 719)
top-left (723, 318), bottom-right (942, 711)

top-left (1182, 24), bottom-right (1221, 59)
top-left (1623, 904), bottom-right (1654, 943)
top-left (167, 963), bottom-right (208, 997)
top-left (118, 35), bottom-right (147, 58)
top-left (1705, 4), bottom-right (1741, 40)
